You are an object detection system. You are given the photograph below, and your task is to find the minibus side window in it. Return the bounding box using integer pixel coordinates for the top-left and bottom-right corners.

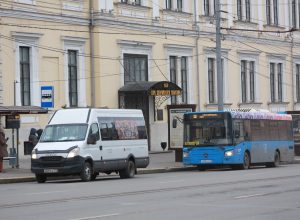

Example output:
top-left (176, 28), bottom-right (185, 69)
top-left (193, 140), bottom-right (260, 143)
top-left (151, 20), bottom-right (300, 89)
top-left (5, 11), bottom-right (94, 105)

top-left (89, 123), bottom-right (100, 141)
top-left (100, 123), bottom-right (110, 140)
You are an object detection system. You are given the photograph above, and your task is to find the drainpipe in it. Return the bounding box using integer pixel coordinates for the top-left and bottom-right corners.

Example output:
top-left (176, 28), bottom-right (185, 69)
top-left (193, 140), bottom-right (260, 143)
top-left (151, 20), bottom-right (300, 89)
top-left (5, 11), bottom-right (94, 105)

top-left (89, 0), bottom-right (95, 107)
top-left (194, 0), bottom-right (201, 111)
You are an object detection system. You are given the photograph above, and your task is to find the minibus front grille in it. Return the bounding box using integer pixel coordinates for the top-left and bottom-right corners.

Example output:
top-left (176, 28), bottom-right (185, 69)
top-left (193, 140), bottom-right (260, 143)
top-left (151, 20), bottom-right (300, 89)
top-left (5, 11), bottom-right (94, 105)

top-left (40, 156), bottom-right (63, 162)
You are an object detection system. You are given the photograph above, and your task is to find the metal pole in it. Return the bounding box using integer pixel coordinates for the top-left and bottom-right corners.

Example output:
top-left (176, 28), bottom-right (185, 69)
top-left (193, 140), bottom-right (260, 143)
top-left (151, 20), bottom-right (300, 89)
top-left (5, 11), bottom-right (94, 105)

top-left (216, 0), bottom-right (224, 111)
top-left (89, 0), bottom-right (95, 107)
top-left (194, 0), bottom-right (201, 111)
top-left (16, 128), bottom-right (19, 168)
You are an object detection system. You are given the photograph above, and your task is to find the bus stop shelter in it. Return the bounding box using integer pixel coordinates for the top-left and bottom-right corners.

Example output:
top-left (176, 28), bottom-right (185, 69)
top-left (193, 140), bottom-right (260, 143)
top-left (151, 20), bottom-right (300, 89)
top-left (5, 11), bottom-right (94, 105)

top-left (0, 106), bottom-right (48, 168)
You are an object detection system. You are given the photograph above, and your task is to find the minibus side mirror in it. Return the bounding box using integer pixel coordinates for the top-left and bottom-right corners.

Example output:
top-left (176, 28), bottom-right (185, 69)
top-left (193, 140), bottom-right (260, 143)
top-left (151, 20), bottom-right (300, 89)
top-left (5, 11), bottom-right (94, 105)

top-left (87, 134), bottom-right (97, 145)
top-left (172, 118), bottom-right (177, 128)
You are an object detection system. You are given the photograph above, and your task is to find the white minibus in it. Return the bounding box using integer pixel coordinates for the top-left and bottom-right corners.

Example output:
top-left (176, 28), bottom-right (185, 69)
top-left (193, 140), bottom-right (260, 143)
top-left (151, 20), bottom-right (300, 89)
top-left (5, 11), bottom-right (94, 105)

top-left (31, 108), bottom-right (149, 183)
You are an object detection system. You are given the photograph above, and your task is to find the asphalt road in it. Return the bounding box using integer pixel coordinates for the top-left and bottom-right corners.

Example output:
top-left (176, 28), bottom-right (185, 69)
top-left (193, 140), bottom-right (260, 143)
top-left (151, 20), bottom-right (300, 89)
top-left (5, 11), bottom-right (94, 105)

top-left (1, 164), bottom-right (300, 220)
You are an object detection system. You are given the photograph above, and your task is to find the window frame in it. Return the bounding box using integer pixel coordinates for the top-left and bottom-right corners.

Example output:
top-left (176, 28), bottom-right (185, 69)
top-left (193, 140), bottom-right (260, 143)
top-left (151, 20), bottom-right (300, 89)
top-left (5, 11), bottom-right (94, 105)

top-left (170, 56), bottom-right (177, 104)
top-left (181, 56), bottom-right (188, 104)
top-left (123, 53), bottom-right (148, 84)
top-left (68, 50), bottom-right (79, 107)
top-left (208, 58), bottom-right (215, 104)
top-left (19, 46), bottom-right (31, 106)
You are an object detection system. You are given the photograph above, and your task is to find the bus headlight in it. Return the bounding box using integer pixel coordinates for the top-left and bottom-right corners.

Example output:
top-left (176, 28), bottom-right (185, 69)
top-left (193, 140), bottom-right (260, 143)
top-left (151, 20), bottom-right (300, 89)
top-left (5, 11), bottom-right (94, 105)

top-left (183, 151), bottom-right (189, 158)
top-left (67, 147), bottom-right (80, 158)
top-left (225, 150), bottom-right (234, 157)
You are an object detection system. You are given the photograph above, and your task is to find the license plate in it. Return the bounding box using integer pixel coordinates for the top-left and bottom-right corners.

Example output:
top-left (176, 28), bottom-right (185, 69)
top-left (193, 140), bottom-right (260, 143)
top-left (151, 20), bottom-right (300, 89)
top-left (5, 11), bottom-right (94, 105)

top-left (44, 169), bottom-right (58, 173)
top-left (201, 160), bottom-right (212, 163)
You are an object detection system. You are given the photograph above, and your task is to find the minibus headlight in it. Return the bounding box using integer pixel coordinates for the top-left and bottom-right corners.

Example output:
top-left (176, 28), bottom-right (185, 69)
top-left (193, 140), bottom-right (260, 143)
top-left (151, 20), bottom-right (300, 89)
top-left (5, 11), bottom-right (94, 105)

top-left (31, 149), bottom-right (38, 159)
top-left (225, 150), bottom-right (234, 157)
top-left (183, 151), bottom-right (189, 158)
top-left (67, 147), bottom-right (80, 158)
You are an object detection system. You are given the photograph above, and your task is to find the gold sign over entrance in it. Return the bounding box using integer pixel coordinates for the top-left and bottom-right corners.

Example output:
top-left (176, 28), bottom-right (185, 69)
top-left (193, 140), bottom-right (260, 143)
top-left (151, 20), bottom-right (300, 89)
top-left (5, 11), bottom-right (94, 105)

top-left (150, 90), bottom-right (181, 96)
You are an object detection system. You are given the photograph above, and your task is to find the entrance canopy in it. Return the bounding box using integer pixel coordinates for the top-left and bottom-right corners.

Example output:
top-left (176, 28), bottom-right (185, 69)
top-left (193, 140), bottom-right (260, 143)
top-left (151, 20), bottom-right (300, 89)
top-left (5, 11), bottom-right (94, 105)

top-left (118, 81), bottom-right (182, 96)
top-left (0, 106), bottom-right (48, 115)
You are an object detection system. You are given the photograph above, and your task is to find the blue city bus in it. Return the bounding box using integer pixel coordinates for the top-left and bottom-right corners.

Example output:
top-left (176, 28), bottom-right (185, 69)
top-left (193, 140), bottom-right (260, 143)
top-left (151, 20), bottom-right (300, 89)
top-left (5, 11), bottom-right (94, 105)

top-left (182, 110), bottom-right (295, 170)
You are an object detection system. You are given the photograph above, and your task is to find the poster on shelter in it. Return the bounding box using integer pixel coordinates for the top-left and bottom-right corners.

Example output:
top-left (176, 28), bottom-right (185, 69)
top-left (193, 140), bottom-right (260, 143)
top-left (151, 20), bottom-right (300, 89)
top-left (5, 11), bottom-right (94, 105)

top-left (169, 108), bottom-right (193, 149)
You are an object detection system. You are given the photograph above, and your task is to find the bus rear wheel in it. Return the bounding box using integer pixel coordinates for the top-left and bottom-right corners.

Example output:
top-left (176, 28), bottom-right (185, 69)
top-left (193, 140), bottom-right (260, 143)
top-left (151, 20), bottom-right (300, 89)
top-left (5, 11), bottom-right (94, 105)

top-left (266, 151), bottom-right (280, 168)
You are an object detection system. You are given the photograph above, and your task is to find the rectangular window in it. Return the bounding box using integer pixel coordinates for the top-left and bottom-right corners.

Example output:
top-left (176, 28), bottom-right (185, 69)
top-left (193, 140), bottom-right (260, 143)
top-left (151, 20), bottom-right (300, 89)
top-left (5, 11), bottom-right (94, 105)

top-left (241, 60), bottom-right (247, 103)
top-left (245, 0), bottom-right (251, 22)
top-left (208, 58), bottom-right (215, 103)
top-left (98, 117), bottom-right (147, 140)
top-left (249, 61), bottom-right (255, 102)
top-left (237, 0), bottom-right (242, 20)
top-left (292, 0), bottom-right (297, 28)
top-left (296, 64), bottom-right (300, 102)
top-left (135, 0), bottom-right (141, 5)
top-left (124, 54), bottom-right (148, 84)
top-left (277, 63), bottom-right (282, 102)
top-left (266, 0), bottom-right (272, 25)
top-left (204, 0), bottom-right (210, 16)
top-left (270, 63), bottom-right (275, 102)
top-left (181, 57), bottom-right (188, 104)
top-left (273, 0), bottom-right (278, 26)
top-left (170, 56), bottom-right (177, 104)
top-left (121, 0), bottom-right (128, 3)
top-left (177, 0), bottom-right (183, 12)
top-left (68, 50), bottom-right (78, 107)
top-left (166, 0), bottom-right (172, 10)
top-left (20, 46), bottom-right (31, 106)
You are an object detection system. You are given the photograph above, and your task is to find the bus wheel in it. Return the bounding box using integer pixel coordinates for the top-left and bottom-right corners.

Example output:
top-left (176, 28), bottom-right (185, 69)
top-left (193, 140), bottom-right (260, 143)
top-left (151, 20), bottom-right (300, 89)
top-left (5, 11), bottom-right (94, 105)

top-left (120, 160), bottom-right (135, 179)
top-left (239, 152), bottom-right (250, 170)
top-left (36, 174), bottom-right (47, 183)
top-left (80, 162), bottom-right (92, 182)
top-left (267, 151), bottom-right (280, 168)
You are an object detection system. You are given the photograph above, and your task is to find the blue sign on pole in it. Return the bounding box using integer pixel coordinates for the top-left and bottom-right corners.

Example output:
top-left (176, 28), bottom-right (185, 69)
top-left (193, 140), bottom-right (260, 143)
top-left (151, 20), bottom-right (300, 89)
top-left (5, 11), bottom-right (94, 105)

top-left (41, 86), bottom-right (54, 108)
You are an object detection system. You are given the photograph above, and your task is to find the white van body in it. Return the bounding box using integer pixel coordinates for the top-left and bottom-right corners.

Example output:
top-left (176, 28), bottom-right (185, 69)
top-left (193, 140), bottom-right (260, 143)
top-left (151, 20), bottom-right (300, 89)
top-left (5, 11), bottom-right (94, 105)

top-left (31, 108), bottom-right (149, 183)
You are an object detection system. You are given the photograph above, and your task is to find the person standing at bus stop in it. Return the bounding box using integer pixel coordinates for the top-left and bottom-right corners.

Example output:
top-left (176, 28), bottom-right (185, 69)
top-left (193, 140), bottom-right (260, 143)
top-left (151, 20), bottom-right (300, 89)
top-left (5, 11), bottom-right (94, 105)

top-left (0, 127), bottom-right (8, 172)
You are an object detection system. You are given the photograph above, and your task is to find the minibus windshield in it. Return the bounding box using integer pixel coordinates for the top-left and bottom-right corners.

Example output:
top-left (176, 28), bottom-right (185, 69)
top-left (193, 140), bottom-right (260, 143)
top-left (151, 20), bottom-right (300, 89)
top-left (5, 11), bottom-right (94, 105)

top-left (40, 124), bottom-right (88, 142)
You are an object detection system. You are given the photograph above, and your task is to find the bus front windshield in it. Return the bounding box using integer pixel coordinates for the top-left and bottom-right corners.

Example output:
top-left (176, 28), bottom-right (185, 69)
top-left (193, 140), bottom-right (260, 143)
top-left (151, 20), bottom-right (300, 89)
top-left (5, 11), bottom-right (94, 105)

top-left (184, 118), bottom-right (232, 146)
top-left (40, 124), bottom-right (88, 142)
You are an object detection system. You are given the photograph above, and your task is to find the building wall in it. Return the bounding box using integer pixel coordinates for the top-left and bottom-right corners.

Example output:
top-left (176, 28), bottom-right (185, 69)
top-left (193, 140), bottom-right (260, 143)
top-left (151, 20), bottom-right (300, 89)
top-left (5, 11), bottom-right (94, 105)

top-left (1, 0), bottom-right (300, 153)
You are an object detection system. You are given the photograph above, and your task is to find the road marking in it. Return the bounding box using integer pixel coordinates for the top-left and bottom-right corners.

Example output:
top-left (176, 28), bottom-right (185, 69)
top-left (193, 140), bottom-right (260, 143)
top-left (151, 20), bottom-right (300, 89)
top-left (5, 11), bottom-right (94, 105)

top-left (159, 180), bottom-right (184, 184)
top-left (25, 190), bottom-right (68, 195)
top-left (69, 213), bottom-right (120, 220)
top-left (234, 193), bottom-right (267, 199)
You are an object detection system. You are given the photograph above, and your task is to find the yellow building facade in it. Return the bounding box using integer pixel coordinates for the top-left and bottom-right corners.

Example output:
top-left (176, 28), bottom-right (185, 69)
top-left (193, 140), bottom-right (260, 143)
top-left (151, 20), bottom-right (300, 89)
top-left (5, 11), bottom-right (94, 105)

top-left (1, 0), bottom-right (300, 156)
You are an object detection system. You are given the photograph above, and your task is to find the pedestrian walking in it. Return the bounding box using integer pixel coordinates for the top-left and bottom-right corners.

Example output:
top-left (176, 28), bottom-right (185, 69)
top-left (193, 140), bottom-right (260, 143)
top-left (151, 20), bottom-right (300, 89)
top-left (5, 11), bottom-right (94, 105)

top-left (28, 128), bottom-right (38, 147)
top-left (0, 127), bottom-right (8, 172)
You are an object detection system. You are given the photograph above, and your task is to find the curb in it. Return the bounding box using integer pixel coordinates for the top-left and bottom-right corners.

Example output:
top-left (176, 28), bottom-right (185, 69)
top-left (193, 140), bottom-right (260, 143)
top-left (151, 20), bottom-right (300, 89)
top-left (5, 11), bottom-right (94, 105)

top-left (0, 166), bottom-right (196, 184)
top-left (1, 160), bottom-right (300, 184)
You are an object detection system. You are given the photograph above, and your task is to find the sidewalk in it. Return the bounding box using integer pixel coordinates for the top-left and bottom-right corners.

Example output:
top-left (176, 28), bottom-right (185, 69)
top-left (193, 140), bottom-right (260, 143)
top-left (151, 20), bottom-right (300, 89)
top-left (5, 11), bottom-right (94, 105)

top-left (0, 151), bottom-right (300, 184)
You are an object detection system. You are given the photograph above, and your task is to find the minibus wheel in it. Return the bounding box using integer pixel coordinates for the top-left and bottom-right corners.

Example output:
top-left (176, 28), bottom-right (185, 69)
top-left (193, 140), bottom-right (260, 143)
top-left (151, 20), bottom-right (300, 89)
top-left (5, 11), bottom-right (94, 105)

top-left (80, 162), bottom-right (92, 182)
top-left (36, 174), bottom-right (47, 183)
top-left (120, 160), bottom-right (135, 179)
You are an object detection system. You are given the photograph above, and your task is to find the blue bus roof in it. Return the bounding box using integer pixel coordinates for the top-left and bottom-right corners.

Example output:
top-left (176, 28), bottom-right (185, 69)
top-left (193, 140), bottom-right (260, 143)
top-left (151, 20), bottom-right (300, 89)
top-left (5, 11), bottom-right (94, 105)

top-left (185, 110), bottom-right (292, 121)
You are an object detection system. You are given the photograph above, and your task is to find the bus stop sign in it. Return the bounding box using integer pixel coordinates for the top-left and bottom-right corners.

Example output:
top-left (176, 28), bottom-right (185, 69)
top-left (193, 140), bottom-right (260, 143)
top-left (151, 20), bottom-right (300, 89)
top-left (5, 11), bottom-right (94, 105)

top-left (41, 86), bottom-right (54, 108)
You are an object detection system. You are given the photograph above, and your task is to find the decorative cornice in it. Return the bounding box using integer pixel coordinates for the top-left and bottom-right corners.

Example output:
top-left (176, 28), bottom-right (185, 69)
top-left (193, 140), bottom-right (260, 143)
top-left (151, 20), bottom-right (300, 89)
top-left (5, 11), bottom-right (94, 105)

top-left (117, 40), bottom-right (155, 48)
top-left (0, 8), bottom-right (89, 25)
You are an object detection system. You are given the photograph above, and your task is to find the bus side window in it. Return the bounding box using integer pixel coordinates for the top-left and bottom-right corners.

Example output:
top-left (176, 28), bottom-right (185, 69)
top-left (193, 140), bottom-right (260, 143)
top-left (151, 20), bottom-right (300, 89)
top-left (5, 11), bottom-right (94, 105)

top-left (233, 120), bottom-right (245, 143)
